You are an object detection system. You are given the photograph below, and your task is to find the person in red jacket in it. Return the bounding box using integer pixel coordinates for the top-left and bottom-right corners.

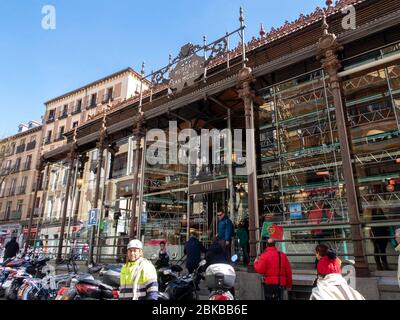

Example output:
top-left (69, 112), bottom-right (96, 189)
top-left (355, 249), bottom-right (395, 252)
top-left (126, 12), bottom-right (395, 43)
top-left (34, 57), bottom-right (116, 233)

top-left (254, 238), bottom-right (292, 300)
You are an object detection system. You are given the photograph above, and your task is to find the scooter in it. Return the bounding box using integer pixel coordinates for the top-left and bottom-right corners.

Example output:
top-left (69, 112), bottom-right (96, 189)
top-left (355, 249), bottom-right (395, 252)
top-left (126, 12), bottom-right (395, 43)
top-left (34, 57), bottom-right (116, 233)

top-left (205, 255), bottom-right (237, 300)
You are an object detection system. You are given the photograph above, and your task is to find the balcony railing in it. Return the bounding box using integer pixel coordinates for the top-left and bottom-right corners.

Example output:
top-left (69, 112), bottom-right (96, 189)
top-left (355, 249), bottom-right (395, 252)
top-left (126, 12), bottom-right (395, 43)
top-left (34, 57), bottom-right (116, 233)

top-left (15, 144), bottom-right (26, 154)
top-left (17, 186), bottom-right (27, 195)
top-left (10, 211), bottom-right (22, 220)
top-left (46, 116), bottom-right (55, 124)
top-left (86, 101), bottom-right (97, 109)
top-left (21, 161), bottom-right (31, 171)
top-left (44, 138), bottom-right (52, 145)
top-left (71, 107), bottom-right (81, 115)
top-left (5, 188), bottom-right (16, 197)
top-left (26, 141), bottom-right (36, 151)
top-left (55, 135), bottom-right (65, 142)
top-left (32, 182), bottom-right (43, 192)
top-left (102, 95), bottom-right (113, 104)
top-left (0, 165), bottom-right (21, 176)
top-left (58, 111), bottom-right (68, 120)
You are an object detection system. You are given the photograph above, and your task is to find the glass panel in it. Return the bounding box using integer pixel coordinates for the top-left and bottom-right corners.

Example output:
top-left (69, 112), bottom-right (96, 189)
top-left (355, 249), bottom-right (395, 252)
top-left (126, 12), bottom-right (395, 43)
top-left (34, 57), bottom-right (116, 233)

top-left (343, 66), bottom-right (400, 222)
top-left (258, 70), bottom-right (346, 231)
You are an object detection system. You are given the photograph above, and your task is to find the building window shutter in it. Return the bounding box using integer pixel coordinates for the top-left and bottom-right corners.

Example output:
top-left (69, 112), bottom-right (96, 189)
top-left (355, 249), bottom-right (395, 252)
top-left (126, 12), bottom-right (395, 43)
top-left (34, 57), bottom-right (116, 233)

top-left (114, 82), bottom-right (122, 98)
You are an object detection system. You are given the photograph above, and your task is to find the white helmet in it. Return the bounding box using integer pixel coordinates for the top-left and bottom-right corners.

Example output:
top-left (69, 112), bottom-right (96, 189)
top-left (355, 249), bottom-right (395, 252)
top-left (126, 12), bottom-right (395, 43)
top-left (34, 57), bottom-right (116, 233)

top-left (127, 239), bottom-right (143, 250)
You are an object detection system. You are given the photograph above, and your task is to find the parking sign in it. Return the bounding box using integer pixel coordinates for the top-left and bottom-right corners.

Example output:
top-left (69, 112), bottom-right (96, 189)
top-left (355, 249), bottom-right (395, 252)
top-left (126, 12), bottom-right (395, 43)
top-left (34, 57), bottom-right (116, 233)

top-left (88, 209), bottom-right (100, 226)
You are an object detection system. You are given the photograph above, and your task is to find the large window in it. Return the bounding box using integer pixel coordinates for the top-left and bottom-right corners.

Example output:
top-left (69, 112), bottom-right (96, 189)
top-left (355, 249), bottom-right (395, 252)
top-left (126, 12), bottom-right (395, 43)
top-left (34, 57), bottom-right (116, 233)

top-left (258, 70), bottom-right (345, 227)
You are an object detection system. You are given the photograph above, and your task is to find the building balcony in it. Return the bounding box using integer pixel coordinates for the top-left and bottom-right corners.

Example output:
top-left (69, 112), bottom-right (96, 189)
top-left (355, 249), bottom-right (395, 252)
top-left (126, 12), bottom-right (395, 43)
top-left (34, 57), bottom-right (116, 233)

top-left (71, 107), bottom-right (82, 115)
top-left (9, 211), bottom-right (22, 221)
top-left (5, 188), bottom-right (16, 197)
top-left (58, 112), bottom-right (68, 120)
top-left (32, 183), bottom-right (43, 192)
top-left (54, 136), bottom-right (65, 142)
top-left (15, 144), bottom-right (26, 154)
top-left (44, 138), bottom-right (52, 145)
top-left (86, 102), bottom-right (97, 110)
top-left (17, 186), bottom-right (27, 195)
top-left (46, 116), bottom-right (55, 124)
top-left (26, 141), bottom-right (36, 151)
top-left (21, 161), bottom-right (31, 171)
top-left (102, 96), bottom-right (113, 104)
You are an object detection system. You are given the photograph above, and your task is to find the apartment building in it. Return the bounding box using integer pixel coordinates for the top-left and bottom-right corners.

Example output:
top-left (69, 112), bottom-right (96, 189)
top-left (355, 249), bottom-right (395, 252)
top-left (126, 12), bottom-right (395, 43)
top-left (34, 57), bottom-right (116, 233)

top-left (0, 121), bottom-right (43, 246)
top-left (39, 67), bottom-right (145, 247)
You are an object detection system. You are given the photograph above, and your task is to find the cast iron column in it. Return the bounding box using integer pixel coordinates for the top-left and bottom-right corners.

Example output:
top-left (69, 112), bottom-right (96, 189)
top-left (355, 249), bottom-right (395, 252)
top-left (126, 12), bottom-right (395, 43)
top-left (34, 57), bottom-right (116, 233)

top-left (56, 148), bottom-right (77, 263)
top-left (88, 140), bottom-right (105, 265)
top-left (129, 113), bottom-right (146, 238)
top-left (238, 66), bottom-right (260, 264)
top-left (24, 158), bottom-right (45, 253)
top-left (318, 16), bottom-right (369, 277)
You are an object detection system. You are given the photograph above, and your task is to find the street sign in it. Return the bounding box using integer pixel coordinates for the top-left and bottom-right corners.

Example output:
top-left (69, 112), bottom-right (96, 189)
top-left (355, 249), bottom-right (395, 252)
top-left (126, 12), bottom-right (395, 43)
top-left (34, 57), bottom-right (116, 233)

top-left (88, 209), bottom-right (100, 226)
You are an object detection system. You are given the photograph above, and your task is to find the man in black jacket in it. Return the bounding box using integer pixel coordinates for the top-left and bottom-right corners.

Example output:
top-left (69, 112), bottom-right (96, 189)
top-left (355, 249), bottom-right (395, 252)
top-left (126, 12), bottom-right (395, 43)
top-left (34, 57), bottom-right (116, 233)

top-left (184, 231), bottom-right (207, 274)
top-left (4, 237), bottom-right (20, 260)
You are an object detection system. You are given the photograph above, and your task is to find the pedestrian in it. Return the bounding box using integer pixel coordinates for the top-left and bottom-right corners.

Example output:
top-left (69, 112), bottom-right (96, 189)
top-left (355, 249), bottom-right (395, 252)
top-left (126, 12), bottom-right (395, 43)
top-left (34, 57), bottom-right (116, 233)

top-left (205, 239), bottom-right (235, 297)
top-left (236, 222), bottom-right (249, 266)
top-left (119, 239), bottom-right (158, 300)
top-left (310, 246), bottom-right (364, 300)
top-left (184, 231), bottom-right (207, 274)
top-left (4, 237), bottom-right (20, 261)
top-left (216, 209), bottom-right (234, 256)
top-left (254, 238), bottom-right (292, 300)
top-left (156, 241), bottom-right (170, 269)
top-left (204, 238), bottom-right (230, 270)
top-left (395, 228), bottom-right (400, 288)
top-left (315, 244), bottom-right (341, 276)
top-left (370, 208), bottom-right (391, 270)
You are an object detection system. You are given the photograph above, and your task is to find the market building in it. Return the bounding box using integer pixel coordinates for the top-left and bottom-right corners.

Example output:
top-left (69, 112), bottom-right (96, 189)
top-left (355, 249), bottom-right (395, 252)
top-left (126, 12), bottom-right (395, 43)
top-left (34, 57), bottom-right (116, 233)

top-left (30, 0), bottom-right (400, 297)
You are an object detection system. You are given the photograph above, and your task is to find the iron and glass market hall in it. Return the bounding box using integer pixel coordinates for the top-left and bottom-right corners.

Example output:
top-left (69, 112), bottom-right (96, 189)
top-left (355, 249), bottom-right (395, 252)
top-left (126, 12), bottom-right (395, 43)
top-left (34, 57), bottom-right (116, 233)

top-left (24, 0), bottom-right (400, 289)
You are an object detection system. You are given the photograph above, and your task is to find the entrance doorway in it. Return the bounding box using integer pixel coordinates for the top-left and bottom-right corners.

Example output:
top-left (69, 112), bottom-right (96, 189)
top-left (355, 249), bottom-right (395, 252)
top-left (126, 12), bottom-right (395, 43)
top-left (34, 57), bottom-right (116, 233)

top-left (189, 190), bottom-right (228, 247)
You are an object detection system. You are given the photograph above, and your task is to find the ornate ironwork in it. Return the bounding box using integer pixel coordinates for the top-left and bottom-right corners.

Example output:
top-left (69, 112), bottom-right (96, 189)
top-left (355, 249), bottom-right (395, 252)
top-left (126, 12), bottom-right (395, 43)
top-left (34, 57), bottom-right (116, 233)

top-left (205, 37), bottom-right (228, 66)
top-left (145, 26), bottom-right (243, 88)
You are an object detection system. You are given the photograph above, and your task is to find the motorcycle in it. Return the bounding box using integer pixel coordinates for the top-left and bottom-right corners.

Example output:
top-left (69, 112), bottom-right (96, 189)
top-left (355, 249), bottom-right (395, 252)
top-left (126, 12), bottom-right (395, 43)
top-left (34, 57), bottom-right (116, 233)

top-left (157, 260), bottom-right (205, 301)
top-left (56, 263), bottom-right (121, 300)
top-left (57, 277), bottom-right (119, 300)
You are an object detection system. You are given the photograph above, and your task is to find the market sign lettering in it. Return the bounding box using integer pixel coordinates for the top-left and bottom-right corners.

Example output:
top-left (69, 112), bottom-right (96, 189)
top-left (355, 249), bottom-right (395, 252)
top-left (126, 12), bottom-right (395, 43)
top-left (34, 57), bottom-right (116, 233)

top-left (170, 54), bottom-right (205, 92)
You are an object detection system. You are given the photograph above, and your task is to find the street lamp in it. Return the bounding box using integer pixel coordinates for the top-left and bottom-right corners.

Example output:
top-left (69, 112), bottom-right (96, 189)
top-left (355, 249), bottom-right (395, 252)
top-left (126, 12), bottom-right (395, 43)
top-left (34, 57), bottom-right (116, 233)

top-left (76, 177), bottom-right (84, 189)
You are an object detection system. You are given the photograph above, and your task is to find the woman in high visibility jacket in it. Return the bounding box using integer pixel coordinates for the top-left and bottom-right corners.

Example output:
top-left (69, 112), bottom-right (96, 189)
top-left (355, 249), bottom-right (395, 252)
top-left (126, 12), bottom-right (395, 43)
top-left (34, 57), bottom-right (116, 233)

top-left (119, 239), bottom-right (159, 300)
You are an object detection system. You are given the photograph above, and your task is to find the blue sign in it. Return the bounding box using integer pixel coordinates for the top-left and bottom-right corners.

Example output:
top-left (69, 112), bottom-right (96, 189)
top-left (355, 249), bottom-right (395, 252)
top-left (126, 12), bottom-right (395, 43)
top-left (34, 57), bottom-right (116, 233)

top-left (289, 203), bottom-right (302, 220)
top-left (88, 209), bottom-right (100, 226)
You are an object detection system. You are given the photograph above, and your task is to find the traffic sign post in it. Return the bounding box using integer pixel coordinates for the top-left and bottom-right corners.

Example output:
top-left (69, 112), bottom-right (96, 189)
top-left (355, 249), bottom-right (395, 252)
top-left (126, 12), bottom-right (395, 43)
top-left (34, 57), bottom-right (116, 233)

top-left (88, 209), bottom-right (100, 226)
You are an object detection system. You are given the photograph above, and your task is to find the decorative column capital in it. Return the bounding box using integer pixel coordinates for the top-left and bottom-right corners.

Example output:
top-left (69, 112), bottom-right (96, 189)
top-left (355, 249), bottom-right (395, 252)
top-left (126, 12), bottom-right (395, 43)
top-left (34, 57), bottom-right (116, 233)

top-left (237, 66), bottom-right (255, 97)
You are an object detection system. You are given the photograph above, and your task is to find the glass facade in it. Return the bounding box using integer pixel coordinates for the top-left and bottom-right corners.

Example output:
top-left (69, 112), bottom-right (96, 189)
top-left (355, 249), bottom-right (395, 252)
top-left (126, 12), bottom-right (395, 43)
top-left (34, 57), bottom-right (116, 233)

top-left (257, 42), bottom-right (400, 268)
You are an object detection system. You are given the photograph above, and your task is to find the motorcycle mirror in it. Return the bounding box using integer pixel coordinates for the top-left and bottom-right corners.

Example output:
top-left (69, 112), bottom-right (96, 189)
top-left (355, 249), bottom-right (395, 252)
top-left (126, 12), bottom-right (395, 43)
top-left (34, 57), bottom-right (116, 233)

top-left (199, 260), bottom-right (206, 267)
top-left (172, 253), bottom-right (177, 259)
top-left (231, 255), bottom-right (238, 263)
top-left (151, 254), bottom-right (157, 260)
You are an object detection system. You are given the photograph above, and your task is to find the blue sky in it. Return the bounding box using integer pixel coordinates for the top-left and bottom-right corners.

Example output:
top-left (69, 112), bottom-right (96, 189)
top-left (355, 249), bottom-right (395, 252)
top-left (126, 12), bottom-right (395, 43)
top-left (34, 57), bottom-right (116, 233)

top-left (0, 0), bottom-right (326, 137)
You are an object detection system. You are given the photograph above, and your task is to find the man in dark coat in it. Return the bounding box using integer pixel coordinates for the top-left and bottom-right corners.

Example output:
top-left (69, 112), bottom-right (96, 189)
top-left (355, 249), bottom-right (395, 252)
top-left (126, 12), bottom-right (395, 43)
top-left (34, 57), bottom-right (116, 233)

top-left (216, 210), bottom-right (234, 256)
top-left (4, 237), bottom-right (20, 260)
top-left (184, 231), bottom-right (207, 274)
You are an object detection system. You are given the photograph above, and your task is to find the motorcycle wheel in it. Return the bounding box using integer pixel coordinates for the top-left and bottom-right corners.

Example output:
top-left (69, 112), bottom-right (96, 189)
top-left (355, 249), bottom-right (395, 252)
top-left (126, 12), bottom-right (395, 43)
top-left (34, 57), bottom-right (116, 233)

top-left (6, 280), bottom-right (21, 300)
